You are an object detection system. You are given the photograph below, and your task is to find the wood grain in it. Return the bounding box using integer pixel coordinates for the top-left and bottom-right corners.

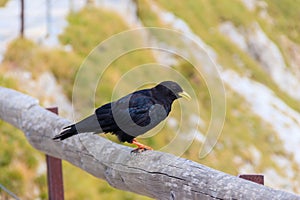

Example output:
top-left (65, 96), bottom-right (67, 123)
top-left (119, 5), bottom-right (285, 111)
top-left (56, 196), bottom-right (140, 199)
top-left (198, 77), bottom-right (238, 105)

top-left (0, 87), bottom-right (299, 200)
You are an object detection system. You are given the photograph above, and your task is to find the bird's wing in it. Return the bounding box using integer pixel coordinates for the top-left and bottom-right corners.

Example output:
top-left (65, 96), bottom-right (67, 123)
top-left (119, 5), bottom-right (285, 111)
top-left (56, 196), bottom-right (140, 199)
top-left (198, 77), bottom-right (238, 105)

top-left (111, 93), bottom-right (167, 137)
top-left (112, 94), bottom-right (154, 126)
top-left (94, 94), bottom-right (153, 134)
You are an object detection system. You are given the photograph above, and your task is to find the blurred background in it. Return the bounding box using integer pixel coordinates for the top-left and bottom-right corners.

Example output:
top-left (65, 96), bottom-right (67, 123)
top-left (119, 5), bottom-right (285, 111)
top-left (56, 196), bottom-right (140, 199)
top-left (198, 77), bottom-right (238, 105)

top-left (1, 0), bottom-right (300, 199)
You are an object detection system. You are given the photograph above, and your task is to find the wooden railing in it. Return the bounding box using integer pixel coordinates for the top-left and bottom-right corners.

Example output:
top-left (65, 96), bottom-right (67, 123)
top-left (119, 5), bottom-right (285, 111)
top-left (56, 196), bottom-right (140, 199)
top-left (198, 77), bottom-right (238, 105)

top-left (0, 87), bottom-right (299, 200)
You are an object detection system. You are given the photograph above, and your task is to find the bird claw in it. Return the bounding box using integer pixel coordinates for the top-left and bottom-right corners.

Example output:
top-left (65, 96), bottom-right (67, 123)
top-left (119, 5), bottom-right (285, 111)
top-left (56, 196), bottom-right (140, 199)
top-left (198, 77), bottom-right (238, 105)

top-left (131, 139), bottom-right (153, 153)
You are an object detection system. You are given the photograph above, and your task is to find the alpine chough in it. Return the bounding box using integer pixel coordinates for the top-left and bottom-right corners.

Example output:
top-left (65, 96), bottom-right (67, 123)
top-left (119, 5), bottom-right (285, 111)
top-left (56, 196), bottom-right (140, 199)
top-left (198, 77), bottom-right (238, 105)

top-left (53, 81), bottom-right (191, 152)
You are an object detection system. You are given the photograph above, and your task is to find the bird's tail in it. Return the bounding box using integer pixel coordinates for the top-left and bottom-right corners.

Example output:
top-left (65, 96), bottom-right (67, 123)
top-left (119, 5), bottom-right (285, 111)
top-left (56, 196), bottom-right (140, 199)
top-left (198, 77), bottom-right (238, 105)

top-left (53, 124), bottom-right (78, 141)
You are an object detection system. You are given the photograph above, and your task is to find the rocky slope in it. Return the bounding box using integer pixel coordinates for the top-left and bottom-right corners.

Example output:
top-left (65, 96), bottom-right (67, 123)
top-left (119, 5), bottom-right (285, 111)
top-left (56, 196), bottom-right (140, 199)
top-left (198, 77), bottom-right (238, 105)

top-left (1, 0), bottom-right (300, 198)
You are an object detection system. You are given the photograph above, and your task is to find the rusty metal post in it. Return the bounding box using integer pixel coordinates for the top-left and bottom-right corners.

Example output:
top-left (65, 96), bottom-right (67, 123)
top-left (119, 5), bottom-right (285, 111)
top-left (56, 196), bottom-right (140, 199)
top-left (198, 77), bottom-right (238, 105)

top-left (238, 174), bottom-right (264, 185)
top-left (46, 107), bottom-right (64, 200)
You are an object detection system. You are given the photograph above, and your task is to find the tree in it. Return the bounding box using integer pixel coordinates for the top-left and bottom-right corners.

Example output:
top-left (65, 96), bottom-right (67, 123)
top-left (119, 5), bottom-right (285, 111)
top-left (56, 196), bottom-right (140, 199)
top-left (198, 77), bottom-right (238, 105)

top-left (20, 0), bottom-right (24, 38)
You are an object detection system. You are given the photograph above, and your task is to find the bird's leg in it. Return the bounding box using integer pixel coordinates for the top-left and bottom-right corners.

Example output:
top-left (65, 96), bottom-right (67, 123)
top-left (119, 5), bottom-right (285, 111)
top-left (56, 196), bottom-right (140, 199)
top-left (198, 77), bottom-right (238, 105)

top-left (131, 138), bottom-right (153, 153)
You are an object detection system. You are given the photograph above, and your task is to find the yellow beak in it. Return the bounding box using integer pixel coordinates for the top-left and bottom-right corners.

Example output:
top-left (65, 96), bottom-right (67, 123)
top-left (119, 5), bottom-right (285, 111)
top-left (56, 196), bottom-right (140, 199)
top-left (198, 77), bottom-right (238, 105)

top-left (179, 91), bottom-right (191, 101)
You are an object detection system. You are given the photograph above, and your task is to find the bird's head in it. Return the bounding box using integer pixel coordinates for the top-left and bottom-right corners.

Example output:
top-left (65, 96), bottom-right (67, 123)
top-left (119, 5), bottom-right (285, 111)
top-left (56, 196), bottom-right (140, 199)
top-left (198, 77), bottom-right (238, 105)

top-left (155, 81), bottom-right (191, 101)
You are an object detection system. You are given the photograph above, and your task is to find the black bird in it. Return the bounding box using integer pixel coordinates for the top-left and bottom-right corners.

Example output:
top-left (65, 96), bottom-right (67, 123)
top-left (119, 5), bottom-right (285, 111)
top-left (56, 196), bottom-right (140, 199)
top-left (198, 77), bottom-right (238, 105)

top-left (53, 81), bottom-right (191, 152)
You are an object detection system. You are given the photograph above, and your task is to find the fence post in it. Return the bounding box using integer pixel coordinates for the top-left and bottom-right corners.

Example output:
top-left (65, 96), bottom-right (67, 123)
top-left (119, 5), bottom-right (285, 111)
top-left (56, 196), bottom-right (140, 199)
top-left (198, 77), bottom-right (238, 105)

top-left (238, 174), bottom-right (264, 185)
top-left (46, 107), bottom-right (64, 200)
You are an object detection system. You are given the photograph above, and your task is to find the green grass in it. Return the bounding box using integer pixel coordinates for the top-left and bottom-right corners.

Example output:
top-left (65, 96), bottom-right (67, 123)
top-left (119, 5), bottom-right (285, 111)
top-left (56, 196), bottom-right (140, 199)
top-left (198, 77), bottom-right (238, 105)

top-left (3, 38), bottom-right (40, 72)
top-left (63, 162), bottom-right (152, 200)
top-left (59, 7), bottom-right (129, 57)
top-left (136, 0), bottom-right (164, 27)
top-left (153, 0), bottom-right (254, 33)
top-left (2, 38), bottom-right (82, 98)
top-left (264, 0), bottom-right (300, 43)
top-left (0, 113), bottom-right (44, 198)
top-left (0, 0), bottom-right (9, 7)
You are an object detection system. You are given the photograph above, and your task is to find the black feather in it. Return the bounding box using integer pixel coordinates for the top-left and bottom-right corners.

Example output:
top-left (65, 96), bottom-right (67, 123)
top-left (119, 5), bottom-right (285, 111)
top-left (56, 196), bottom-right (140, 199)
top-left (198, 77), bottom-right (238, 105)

top-left (53, 81), bottom-right (187, 144)
top-left (53, 125), bottom-right (77, 140)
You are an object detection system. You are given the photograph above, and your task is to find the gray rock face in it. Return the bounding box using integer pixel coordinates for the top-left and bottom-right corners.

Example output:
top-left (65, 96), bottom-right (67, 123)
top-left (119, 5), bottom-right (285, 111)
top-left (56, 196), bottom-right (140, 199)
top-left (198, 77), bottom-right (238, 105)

top-left (220, 21), bottom-right (300, 100)
top-left (5, 70), bottom-right (72, 119)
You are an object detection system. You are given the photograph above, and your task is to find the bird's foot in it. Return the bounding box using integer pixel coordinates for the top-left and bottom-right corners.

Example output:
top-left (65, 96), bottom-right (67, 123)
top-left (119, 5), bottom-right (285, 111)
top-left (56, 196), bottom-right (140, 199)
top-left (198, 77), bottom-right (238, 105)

top-left (131, 139), bottom-right (153, 153)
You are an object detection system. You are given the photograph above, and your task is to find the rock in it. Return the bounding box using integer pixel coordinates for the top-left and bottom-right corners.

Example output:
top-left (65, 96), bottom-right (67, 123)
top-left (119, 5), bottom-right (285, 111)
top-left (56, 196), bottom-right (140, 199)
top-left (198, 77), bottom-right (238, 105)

top-left (4, 69), bottom-right (72, 119)
top-left (220, 21), bottom-right (300, 100)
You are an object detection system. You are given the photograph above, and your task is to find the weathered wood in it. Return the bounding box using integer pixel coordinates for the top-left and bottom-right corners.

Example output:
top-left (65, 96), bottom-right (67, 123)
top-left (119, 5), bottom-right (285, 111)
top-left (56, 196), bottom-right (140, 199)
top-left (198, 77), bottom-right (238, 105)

top-left (0, 87), bottom-right (299, 200)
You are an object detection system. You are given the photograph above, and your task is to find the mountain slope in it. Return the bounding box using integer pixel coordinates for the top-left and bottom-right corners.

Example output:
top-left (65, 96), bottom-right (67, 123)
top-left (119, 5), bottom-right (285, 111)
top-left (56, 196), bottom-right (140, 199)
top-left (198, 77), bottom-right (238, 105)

top-left (0, 0), bottom-right (300, 199)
